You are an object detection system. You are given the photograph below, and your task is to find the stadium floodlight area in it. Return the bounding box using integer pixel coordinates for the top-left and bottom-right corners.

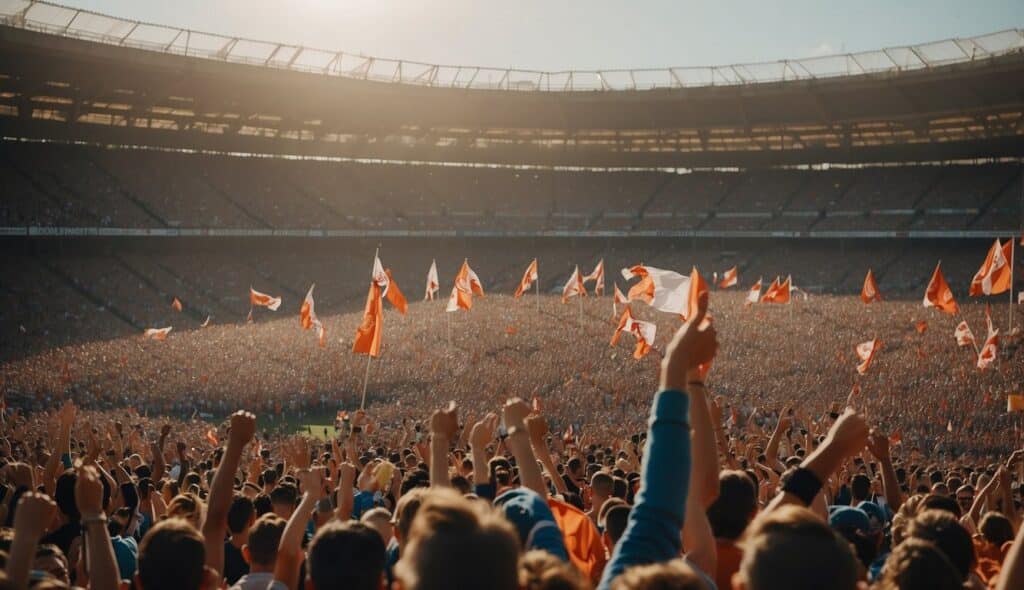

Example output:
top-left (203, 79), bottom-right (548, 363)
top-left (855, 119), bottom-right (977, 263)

top-left (1, 0), bottom-right (1022, 92)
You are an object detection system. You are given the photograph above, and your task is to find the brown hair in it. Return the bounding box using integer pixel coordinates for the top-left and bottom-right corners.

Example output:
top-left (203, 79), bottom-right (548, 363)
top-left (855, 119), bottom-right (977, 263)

top-left (875, 538), bottom-right (961, 590)
top-left (138, 518), bottom-right (206, 590)
top-left (395, 488), bottom-right (520, 590)
top-left (519, 549), bottom-right (590, 590)
top-left (244, 513), bottom-right (286, 567)
top-left (610, 559), bottom-right (709, 590)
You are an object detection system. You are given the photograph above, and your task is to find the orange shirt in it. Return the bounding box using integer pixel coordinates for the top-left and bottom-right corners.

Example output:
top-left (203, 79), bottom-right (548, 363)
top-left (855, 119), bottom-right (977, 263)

top-left (715, 538), bottom-right (743, 590)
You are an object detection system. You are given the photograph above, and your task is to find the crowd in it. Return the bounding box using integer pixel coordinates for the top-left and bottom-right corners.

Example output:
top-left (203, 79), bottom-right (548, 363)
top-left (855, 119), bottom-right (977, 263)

top-left (0, 292), bottom-right (1022, 590)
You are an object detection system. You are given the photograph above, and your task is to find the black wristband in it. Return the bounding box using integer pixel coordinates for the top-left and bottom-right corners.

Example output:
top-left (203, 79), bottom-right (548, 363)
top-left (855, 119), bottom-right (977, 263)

top-left (781, 467), bottom-right (823, 506)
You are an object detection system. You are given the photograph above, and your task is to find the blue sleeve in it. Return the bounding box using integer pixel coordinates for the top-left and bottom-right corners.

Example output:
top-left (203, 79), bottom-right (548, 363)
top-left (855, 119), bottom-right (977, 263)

top-left (61, 453), bottom-right (72, 470)
top-left (598, 390), bottom-right (691, 590)
top-left (352, 491), bottom-right (375, 519)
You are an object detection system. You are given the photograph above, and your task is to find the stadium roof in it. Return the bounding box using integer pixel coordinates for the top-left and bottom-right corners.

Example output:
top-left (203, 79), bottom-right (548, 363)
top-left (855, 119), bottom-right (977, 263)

top-left (1, 0), bottom-right (1023, 167)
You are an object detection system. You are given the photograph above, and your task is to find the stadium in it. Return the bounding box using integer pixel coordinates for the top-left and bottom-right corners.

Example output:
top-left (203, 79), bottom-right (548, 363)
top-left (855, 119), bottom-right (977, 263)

top-left (0, 2), bottom-right (1023, 589)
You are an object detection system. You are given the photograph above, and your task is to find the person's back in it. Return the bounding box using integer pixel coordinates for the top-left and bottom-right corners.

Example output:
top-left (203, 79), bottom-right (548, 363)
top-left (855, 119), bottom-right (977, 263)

top-left (394, 488), bottom-right (520, 590)
top-left (706, 470), bottom-right (757, 590)
top-left (875, 538), bottom-right (961, 590)
top-left (733, 505), bottom-right (860, 590)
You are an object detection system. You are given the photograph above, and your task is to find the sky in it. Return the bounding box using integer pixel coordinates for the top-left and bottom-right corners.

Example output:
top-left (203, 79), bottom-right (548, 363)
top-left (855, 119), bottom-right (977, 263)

top-left (51, 0), bottom-right (1024, 71)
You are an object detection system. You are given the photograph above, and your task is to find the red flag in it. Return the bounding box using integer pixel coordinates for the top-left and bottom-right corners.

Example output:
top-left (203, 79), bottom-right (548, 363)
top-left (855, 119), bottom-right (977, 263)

top-left (514, 259), bottom-right (539, 298)
top-left (250, 287), bottom-right (282, 311)
top-left (760, 276), bottom-right (791, 304)
top-left (718, 266), bottom-right (738, 289)
top-left (352, 281), bottom-right (383, 358)
top-left (954, 321), bottom-right (975, 348)
top-left (855, 338), bottom-right (881, 375)
top-left (923, 263), bottom-right (958, 315)
top-left (371, 255), bottom-right (407, 314)
top-left (969, 239), bottom-right (1012, 296)
top-left (170, 297), bottom-right (183, 312)
top-left (745, 278), bottom-right (762, 306)
top-left (861, 269), bottom-right (882, 304)
top-left (613, 283), bottom-right (628, 305)
top-left (977, 329), bottom-right (999, 371)
top-left (446, 260), bottom-right (484, 312)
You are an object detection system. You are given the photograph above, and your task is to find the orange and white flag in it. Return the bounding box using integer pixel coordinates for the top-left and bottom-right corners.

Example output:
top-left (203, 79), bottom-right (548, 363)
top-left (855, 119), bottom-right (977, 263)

top-left (977, 329), bottom-right (999, 370)
top-left (923, 262), bottom-right (958, 315)
top-left (562, 265), bottom-right (587, 304)
top-left (205, 429), bottom-right (219, 447)
top-left (760, 276), bottom-right (791, 304)
top-left (171, 297), bottom-right (183, 312)
top-left (583, 259), bottom-right (605, 295)
top-left (352, 281), bottom-right (383, 357)
top-left (425, 259), bottom-right (439, 301)
top-left (984, 303), bottom-right (996, 338)
top-left (954, 321), bottom-right (975, 347)
top-left (372, 255), bottom-right (408, 314)
top-left (610, 306), bottom-right (656, 360)
top-left (718, 266), bottom-right (738, 289)
top-left (861, 269), bottom-right (882, 304)
top-left (514, 259), bottom-right (539, 298)
top-left (613, 283), bottom-right (628, 305)
top-left (143, 327), bottom-right (172, 341)
top-left (969, 239), bottom-right (1012, 296)
top-left (620, 265), bottom-right (690, 315)
top-left (446, 259), bottom-right (484, 312)
top-left (683, 267), bottom-right (710, 321)
top-left (855, 338), bottom-right (881, 375)
top-left (250, 287), bottom-right (282, 311)
top-left (745, 278), bottom-right (762, 306)
top-left (300, 283), bottom-right (326, 348)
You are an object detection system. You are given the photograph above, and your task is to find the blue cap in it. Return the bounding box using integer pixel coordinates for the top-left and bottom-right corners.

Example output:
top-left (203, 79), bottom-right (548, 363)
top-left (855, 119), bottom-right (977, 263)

top-left (829, 505), bottom-right (871, 532)
top-left (855, 501), bottom-right (887, 531)
top-left (493, 488), bottom-right (569, 561)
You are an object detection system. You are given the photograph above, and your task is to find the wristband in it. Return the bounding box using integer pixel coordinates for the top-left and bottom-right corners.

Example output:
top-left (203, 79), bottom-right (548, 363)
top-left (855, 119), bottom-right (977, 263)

top-left (781, 467), bottom-right (823, 506)
top-left (687, 381), bottom-right (705, 388)
top-left (505, 426), bottom-right (527, 438)
top-left (81, 514), bottom-right (107, 527)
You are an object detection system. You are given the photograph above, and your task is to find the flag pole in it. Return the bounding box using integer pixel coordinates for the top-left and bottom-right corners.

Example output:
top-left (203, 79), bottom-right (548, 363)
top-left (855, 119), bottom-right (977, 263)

top-left (1009, 237), bottom-right (1015, 333)
top-left (535, 268), bottom-right (540, 313)
top-left (578, 292), bottom-right (583, 325)
top-left (359, 353), bottom-right (372, 410)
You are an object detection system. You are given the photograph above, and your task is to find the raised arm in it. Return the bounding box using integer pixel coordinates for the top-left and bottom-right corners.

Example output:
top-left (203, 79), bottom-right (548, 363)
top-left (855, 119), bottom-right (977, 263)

top-left (429, 402), bottom-right (458, 488)
top-left (76, 466), bottom-right (120, 590)
top-left (598, 292), bottom-right (717, 590)
top-left (526, 414), bottom-right (569, 497)
top-left (469, 413), bottom-right (498, 488)
top-left (765, 407), bottom-right (790, 474)
top-left (686, 372), bottom-right (720, 508)
top-left (866, 431), bottom-right (902, 512)
top-left (202, 411), bottom-right (255, 580)
top-left (7, 492), bottom-right (58, 590)
top-left (274, 468), bottom-right (323, 590)
top-left (502, 399), bottom-right (547, 498)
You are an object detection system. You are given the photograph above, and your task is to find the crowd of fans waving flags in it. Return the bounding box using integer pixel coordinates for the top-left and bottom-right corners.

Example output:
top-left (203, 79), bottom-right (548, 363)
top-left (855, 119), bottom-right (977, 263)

top-left (139, 235), bottom-right (1022, 391)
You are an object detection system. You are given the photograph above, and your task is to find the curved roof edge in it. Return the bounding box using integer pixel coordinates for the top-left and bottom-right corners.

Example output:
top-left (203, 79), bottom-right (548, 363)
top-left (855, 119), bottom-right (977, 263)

top-left (1, 0), bottom-right (1022, 92)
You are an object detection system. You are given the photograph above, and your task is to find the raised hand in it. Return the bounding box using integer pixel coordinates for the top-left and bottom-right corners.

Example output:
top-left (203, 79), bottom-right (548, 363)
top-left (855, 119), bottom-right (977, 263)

top-left (228, 411), bottom-right (257, 449)
top-left (503, 398), bottom-right (532, 431)
top-left (661, 292), bottom-right (717, 392)
top-left (866, 430), bottom-right (891, 462)
top-left (469, 413), bottom-right (499, 449)
top-left (75, 465), bottom-right (105, 518)
top-left (430, 401), bottom-right (459, 442)
top-left (13, 492), bottom-right (57, 537)
top-left (825, 409), bottom-right (870, 459)
top-left (525, 414), bottom-right (549, 444)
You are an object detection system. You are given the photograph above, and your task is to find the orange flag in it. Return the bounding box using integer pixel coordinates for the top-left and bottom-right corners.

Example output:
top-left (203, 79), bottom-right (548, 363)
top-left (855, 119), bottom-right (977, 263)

top-left (205, 429), bottom-right (219, 447)
top-left (861, 269), bottom-right (882, 304)
top-left (171, 297), bottom-right (183, 312)
top-left (760, 276), bottom-right (791, 304)
top-left (547, 497), bottom-right (607, 583)
top-left (514, 259), bottom-right (539, 298)
top-left (372, 255), bottom-right (407, 314)
top-left (621, 265), bottom-right (689, 313)
top-left (954, 321), bottom-right (975, 348)
top-left (583, 259), bottom-right (605, 295)
top-left (1008, 394), bottom-right (1024, 412)
top-left (352, 281), bottom-right (383, 357)
top-left (969, 239), bottom-right (1012, 296)
top-left (977, 329), bottom-right (999, 370)
top-left (562, 265), bottom-right (587, 303)
top-left (718, 266), bottom-right (738, 289)
top-left (684, 267), bottom-right (710, 321)
top-left (915, 320), bottom-right (928, 334)
top-left (923, 262), bottom-right (958, 315)
top-left (250, 287), bottom-right (282, 311)
top-left (143, 327), bottom-right (172, 341)
top-left (611, 306), bottom-right (656, 359)
top-left (425, 259), bottom-right (439, 301)
top-left (300, 284), bottom-right (326, 348)
top-left (745, 278), bottom-right (762, 306)
top-left (446, 259), bottom-right (484, 312)
top-left (855, 338), bottom-right (881, 374)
